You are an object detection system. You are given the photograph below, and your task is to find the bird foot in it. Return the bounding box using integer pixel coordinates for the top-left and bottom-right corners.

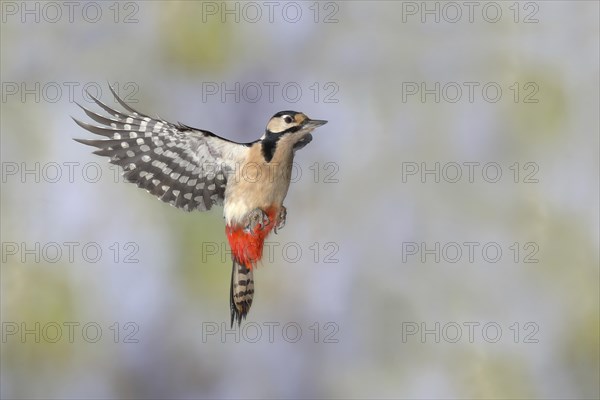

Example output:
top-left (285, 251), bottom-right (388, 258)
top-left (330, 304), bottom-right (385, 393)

top-left (244, 208), bottom-right (270, 234)
top-left (274, 206), bottom-right (287, 234)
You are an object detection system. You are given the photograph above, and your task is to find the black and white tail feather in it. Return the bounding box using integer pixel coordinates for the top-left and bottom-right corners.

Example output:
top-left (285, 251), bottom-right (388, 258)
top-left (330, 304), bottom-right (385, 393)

top-left (230, 260), bottom-right (254, 327)
top-left (73, 86), bottom-right (247, 212)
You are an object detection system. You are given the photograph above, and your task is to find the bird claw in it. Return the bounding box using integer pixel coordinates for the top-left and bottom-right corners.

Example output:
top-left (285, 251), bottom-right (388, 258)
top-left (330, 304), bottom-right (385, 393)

top-left (274, 206), bottom-right (287, 234)
top-left (244, 208), bottom-right (270, 234)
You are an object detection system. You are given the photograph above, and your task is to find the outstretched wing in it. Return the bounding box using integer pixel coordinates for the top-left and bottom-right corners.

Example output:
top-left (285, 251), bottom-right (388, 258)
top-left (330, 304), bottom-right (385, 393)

top-left (74, 86), bottom-right (248, 212)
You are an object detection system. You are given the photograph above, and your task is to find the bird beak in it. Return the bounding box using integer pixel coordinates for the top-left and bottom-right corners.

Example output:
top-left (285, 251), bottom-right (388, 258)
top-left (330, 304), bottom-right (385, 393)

top-left (303, 119), bottom-right (328, 129)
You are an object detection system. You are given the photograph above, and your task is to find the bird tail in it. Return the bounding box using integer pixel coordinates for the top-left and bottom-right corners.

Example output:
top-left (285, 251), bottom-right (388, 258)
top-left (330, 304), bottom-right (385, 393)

top-left (230, 259), bottom-right (254, 327)
top-left (226, 207), bottom-right (278, 326)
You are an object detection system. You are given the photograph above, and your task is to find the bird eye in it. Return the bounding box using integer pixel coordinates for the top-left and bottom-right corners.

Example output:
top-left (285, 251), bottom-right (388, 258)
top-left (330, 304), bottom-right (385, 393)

top-left (283, 116), bottom-right (293, 124)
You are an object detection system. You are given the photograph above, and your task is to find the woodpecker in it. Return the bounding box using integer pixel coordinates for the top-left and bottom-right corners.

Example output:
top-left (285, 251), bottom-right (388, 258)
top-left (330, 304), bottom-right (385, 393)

top-left (73, 87), bottom-right (327, 326)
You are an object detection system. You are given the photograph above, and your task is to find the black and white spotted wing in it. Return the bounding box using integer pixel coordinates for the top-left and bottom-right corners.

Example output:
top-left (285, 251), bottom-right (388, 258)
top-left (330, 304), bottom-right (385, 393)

top-left (74, 87), bottom-right (248, 212)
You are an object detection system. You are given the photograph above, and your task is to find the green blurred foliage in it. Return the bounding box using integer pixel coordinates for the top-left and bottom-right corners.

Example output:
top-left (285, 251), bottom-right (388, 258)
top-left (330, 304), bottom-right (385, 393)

top-left (171, 209), bottom-right (230, 301)
top-left (505, 71), bottom-right (568, 142)
top-left (158, 2), bottom-right (233, 72)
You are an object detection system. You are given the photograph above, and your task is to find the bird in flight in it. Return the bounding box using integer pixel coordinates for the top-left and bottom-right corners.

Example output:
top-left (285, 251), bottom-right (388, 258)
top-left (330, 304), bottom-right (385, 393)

top-left (74, 86), bottom-right (327, 326)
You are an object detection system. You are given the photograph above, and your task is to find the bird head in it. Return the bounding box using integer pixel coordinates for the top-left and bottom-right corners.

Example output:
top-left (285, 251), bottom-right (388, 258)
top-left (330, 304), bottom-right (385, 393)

top-left (266, 111), bottom-right (327, 134)
top-left (262, 111), bottom-right (327, 153)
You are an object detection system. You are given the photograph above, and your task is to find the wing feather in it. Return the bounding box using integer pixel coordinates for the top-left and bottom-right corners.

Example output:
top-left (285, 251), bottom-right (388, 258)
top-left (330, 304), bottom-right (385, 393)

top-left (74, 87), bottom-right (248, 212)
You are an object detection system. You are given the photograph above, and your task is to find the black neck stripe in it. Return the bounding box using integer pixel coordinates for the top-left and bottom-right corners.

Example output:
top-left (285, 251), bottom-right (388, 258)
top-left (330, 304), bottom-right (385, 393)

top-left (261, 125), bottom-right (304, 162)
top-left (261, 131), bottom-right (281, 162)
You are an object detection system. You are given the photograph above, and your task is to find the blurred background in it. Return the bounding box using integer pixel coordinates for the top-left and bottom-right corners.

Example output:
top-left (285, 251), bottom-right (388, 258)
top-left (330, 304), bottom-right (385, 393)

top-left (1, 1), bottom-right (598, 399)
